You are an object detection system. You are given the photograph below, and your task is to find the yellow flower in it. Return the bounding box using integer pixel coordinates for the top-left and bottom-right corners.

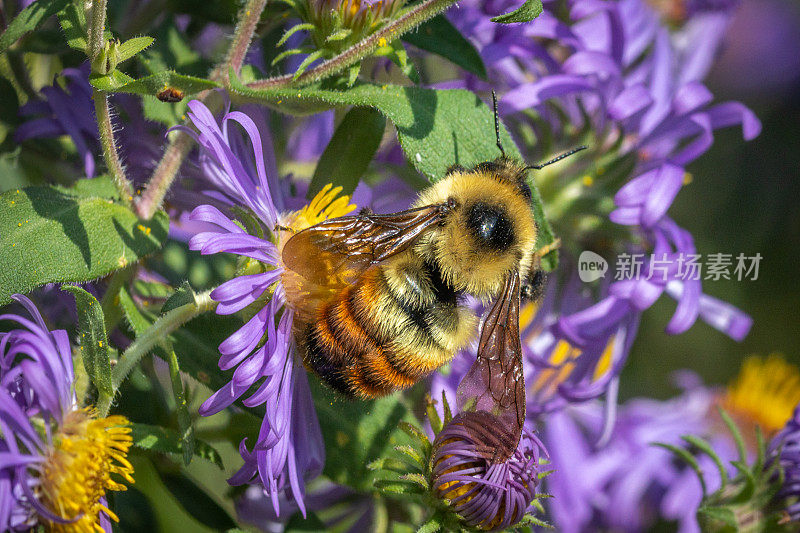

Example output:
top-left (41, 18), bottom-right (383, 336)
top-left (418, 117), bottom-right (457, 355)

top-left (40, 408), bottom-right (134, 533)
top-left (719, 354), bottom-right (800, 436)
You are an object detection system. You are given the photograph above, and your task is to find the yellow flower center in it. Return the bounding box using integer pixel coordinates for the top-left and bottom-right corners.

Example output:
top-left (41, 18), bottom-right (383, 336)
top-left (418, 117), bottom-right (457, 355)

top-left (281, 183), bottom-right (356, 234)
top-left (39, 408), bottom-right (134, 533)
top-left (719, 354), bottom-right (800, 436)
top-left (522, 302), bottom-right (617, 402)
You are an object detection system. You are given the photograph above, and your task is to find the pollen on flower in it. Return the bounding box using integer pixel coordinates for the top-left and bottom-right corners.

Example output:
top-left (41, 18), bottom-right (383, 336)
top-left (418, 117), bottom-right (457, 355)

top-left (283, 182), bottom-right (356, 233)
top-left (720, 354), bottom-right (800, 435)
top-left (40, 408), bottom-right (134, 532)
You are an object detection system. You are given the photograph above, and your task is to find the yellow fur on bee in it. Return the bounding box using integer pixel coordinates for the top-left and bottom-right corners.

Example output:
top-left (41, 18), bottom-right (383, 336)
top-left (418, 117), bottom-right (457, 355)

top-left (411, 169), bottom-right (537, 300)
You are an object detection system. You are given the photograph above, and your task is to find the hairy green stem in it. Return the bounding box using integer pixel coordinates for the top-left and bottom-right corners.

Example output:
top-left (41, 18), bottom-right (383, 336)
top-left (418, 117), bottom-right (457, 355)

top-left (247, 0), bottom-right (459, 90)
top-left (88, 0), bottom-right (108, 60)
top-left (135, 0), bottom-right (267, 219)
top-left (87, 0), bottom-right (135, 204)
top-left (109, 290), bottom-right (217, 393)
top-left (94, 90), bottom-right (134, 205)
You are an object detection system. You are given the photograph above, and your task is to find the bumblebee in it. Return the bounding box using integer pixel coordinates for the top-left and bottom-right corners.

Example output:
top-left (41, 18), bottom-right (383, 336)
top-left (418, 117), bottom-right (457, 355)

top-left (280, 94), bottom-right (585, 436)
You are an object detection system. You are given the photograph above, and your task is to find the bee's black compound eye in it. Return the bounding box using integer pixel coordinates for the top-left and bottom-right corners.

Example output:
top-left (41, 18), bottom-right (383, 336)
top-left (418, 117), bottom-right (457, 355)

top-left (466, 202), bottom-right (514, 251)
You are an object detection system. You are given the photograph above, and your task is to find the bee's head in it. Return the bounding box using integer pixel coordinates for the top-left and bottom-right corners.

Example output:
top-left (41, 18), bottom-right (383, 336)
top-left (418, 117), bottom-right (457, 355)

top-left (412, 168), bottom-right (537, 299)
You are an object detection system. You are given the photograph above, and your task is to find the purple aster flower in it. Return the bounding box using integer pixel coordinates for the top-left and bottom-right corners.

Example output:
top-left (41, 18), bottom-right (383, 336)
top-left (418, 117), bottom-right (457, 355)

top-left (430, 410), bottom-right (546, 531)
top-left (543, 355), bottom-right (800, 532)
top-left (182, 99), bottom-right (370, 516)
top-left (0, 294), bottom-right (134, 532)
top-left (15, 66), bottom-right (98, 178)
top-left (236, 480), bottom-right (376, 532)
top-left (770, 404), bottom-right (800, 523)
top-left (427, 0), bottom-right (759, 420)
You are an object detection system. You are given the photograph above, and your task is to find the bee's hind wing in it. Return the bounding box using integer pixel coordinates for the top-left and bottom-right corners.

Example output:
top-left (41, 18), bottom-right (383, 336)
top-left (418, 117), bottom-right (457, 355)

top-left (456, 271), bottom-right (526, 460)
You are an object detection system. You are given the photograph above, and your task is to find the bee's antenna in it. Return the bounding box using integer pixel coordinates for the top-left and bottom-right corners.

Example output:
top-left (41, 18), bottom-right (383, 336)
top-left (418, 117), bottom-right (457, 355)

top-left (526, 145), bottom-right (588, 170)
top-left (492, 90), bottom-right (506, 158)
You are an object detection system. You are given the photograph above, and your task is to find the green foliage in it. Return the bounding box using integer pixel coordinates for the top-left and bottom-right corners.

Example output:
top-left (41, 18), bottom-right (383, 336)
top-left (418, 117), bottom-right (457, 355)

top-left (62, 285), bottom-right (113, 401)
top-left (309, 106), bottom-right (386, 198)
top-left (0, 0), bottom-right (70, 53)
top-left (57, 1), bottom-right (88, 52)
top-left (309, 376), bottom-right (417, 492)
top-left (116, 37), bottom-right (155, 64)
top-left (0, 184), bottom-right (169, 306)
top-left (490, 0), bottom-right (544, 23)
top-left (403, 16), bottom-right (487, 79)
top-left (90, 70), bottom-right (219, 96)
top-left (286, 512), bottom-right (327, 532)
top-left (231, 76), bottom-right (559, 269)
top-left (157, 471), bottom-right (237, 530)
top-left (656, 410), bottom-right (789, 532)
top-left (130, 423), bottom-right (224, 469)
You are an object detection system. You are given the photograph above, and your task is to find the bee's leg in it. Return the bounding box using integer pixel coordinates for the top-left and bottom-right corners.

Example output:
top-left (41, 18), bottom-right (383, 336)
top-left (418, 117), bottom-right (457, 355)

top-left (521, 270), bottom-right (547, 302)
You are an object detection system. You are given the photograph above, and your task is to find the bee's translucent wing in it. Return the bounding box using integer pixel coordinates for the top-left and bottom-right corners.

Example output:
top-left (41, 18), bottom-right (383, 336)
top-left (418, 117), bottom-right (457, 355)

top-left (456, 271), bottom-right (525, 461)
top-left (282, 202), bottom-right (449, 294)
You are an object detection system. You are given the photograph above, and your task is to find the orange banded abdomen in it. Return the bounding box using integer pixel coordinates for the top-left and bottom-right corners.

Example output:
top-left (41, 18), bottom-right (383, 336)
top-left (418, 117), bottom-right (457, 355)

top-left (298, 263), bottom-right (471, 398)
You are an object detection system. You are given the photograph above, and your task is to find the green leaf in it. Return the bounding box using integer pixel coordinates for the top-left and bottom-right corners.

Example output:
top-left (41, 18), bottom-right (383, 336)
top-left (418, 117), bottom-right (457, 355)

top-left (490, 0), bottom-right (544, 23)
top-left (161, 281), bottom-right (196, 314)
top-left (309, 376), bottom-right (417, 491)
top-left (54, 176), bottom-right (120, 200)
top-left (57, 1), bottom-right (87, 52)
top-left (90, 71), bottom-right (219, 96)
top-left (0, 186), bottom-right (169, 306)
top-left (0, 0), bottom-right (69, 53)
top-left (230, 76), bottom-right (558, 269)
top-left (89, 70), bottom-right (136, 91)
top-left (62, 286), bottom-right (113, 398)
top-left (404, 16), bottom-right (487, 79)
top-left (286, 511), bottom-right (327, 532)
top-left (158, 472), bottom-right (236, 530)
top-left (117, 36), bottom-right (155, 64)
top-left (309, 106), bottom-right (386, 199)
top-left (130, 423), bottom-right (224, 469)
top-left (163, 339), bottom-right (195, 466)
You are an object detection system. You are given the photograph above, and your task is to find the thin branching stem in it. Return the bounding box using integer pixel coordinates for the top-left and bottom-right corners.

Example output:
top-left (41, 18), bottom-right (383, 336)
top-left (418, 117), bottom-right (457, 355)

top-left (105, 290), bottom-right (217, 411)
top-left (247, 0), bottom-right (459, 89)
top-left (94, 91), bottom-right (134, 205)
top-left (88, 0), bottom-right (135, 205)
top-left (135, 0), bottom-right (267, 219)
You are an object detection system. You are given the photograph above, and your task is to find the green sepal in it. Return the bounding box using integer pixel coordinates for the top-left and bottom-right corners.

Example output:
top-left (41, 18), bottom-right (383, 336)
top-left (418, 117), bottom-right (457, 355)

top-left (654, 442), bottom-right (707, 496)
